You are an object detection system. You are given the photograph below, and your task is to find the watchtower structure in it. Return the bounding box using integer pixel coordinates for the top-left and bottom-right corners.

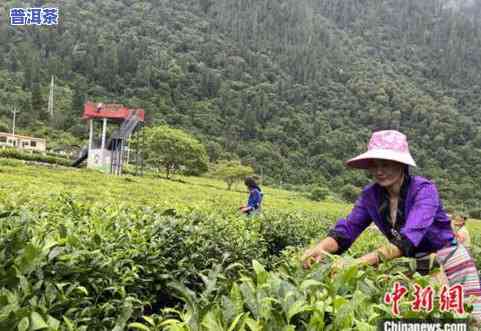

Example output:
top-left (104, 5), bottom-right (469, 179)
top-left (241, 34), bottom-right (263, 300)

top-left (73, 101), bottom-right (145, 175)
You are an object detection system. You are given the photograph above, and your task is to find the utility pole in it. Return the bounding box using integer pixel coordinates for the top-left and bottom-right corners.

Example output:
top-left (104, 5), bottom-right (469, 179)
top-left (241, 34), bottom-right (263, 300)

top-left (11, 106), bottom-right (18, 136)
top-left (48, 75), bottom-right (54, 117)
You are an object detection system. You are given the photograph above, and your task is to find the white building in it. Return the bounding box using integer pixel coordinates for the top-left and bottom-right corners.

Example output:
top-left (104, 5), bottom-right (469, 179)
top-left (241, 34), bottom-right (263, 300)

top-left (0, 132), bottom-right (46, 152)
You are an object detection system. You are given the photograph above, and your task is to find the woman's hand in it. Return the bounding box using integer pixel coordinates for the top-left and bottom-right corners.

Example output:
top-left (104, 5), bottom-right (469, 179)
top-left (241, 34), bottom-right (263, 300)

top-left (301, 237), bottom-right (339, 269)
top-left (356, 252), bottom-right (380, 266)
top-left (239, 206), bottom-right (250, 213)
top-left (331, 257), bottom-right (349, 272)
top-left (301, 244), bottom-right (326, 269)
top-left (355, 244), bottom-right (401, 267)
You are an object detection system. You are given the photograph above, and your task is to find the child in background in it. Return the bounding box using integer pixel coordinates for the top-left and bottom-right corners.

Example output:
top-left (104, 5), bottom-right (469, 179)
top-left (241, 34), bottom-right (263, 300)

top-left (453, 213), bottom-right (471, 249)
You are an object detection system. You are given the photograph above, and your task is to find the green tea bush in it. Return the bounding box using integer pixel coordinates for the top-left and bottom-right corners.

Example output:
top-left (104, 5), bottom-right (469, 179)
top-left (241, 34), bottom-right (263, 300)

top-left (257, 212), bottom-right (330, 256)
top-left (1, 163), bottom-right (477, 330)
top-left (0, 194), bottom-right (331, 330)
top-left (153, 258), bottom-right (466, 331)
top-left (0, 148), bottom-right (71, 167)
top-left (340, 184), bottom-right (361, 203)
top-left (309, 186), bottom-right (330, 201)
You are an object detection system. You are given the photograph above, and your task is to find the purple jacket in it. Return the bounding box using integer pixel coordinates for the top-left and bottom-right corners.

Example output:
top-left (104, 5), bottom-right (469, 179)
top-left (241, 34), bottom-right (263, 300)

top-left (329, 176), bottom-right (454, 256)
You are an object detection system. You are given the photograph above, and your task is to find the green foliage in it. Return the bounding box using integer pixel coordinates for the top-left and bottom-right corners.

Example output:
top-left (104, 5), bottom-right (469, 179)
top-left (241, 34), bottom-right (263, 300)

top-left (0, 148), bottom-right (71, 166)
top-left (154, 258), bottom-right (466, 330)
top-left (309, 186), bottom-right (330, 201)
top-left (3, 0), bottom-right (481, 325)
top-left (0, 163), bottom-right (341, 330)
top-left (1, 0), bottom-right (481, 208)
top-left (468, 208), bottom-right (481, 219)
top-left (340, 184), bottom-right (362, 203)
top-left (145, 125), bottom-right (208, 178)
top-left (0, 162), bottom-right (479, 329)
top-left (211, 161), bottom-right (254, 190)
top-left (31, 82), bottom-right (46, 122)
top-left (469, 232), bottom-right (481, 274)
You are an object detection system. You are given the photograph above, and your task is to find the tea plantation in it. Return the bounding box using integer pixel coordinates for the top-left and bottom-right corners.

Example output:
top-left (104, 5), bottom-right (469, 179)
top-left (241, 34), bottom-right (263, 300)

top-left (0, 160), bottom-right (479, 330)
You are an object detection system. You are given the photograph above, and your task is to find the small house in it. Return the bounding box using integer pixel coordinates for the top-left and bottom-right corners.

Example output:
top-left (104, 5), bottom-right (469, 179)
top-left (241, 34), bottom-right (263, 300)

top-left (0, 132), bottom-right (46, 152)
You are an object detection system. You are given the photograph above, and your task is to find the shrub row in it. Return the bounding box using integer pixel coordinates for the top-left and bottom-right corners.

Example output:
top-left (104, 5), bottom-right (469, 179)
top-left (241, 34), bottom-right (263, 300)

top-left (0, 148), bottom-right (72, 167)
top-left (0, 194), bottom-right (330, 331)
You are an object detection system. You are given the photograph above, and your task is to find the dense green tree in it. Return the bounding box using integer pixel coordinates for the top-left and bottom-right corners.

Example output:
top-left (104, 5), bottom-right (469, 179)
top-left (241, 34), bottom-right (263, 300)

top-left (340, 184), bottom-right (362, 203)
top-left (309, 186), bottom-right (330, 202)
top-left (211, 160), bottom-right (254, 190)
top-left (145, 125), bottom-right (208, 178)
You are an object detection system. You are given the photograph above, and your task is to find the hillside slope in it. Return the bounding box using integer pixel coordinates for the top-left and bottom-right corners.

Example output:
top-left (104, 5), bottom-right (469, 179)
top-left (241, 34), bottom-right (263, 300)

top-left (1, 0), bottom-right (481, 209)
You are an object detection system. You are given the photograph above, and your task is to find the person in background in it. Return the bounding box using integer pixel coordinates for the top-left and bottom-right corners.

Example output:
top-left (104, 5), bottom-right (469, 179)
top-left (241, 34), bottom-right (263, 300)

top-left (301, 130), bottom-right (481, 323)
top-left (453, 213), bottom-right (471, 249)
top-left (240, 176), bottom-right (263, 216)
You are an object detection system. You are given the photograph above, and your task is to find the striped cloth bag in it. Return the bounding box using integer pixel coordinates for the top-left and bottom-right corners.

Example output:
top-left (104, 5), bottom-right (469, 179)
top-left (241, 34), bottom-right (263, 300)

top-left (436, 243), bottom-right (481, 322)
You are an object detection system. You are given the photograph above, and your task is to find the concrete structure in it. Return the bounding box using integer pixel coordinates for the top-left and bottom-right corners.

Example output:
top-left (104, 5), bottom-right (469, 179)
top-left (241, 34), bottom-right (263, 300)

top-left (0, 132), bottom-right (46, 152)
top-left (72, 102), bottom-right (145, 175)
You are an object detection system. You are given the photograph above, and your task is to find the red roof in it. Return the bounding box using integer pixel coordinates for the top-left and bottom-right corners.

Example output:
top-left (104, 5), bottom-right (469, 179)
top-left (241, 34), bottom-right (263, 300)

top-left (83, 102), bottom-right (145, 122)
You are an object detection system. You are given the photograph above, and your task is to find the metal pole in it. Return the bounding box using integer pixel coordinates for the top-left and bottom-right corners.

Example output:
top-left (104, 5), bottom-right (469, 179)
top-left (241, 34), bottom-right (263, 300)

top-left (140, 124), bottom-right (144, 176)
top-left (111, 139), bottom-right (115, 174)
top-left (119, 139), bottom-right (124, 176)
top-left (115, 143), bottom-right (118, 175)
top-left (135, 129), bottom-right (140, 176)
top-left (113, 139), bottom-right (118, 176)
top-left (115, 141), bottom-right (118, 175)
top-left (110, 139), bottom-right (114, 174)
top-left (48, 75), bottom-right (54, 117)
top-left (88, 119), bottom-right (94, 151)
top-left (113, 140), bottom-right (116, 175)
top-left (112, 139), bottom-right (117, 175)
top-left (11, 107), bottom-right (17, 136)
top-left (126, 136), bottom-right (130, 164)
top-left (100, 118), bottom-right (107, 168)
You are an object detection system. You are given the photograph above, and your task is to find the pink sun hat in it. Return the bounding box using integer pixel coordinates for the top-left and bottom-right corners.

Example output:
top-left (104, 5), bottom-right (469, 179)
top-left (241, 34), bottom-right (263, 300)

top-left (346, 130), bottom-right (417, 169)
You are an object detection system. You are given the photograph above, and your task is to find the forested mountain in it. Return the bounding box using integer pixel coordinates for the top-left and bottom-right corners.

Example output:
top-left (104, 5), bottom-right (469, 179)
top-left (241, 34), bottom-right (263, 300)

top-left (1, 0), bottom-right (481, 210)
